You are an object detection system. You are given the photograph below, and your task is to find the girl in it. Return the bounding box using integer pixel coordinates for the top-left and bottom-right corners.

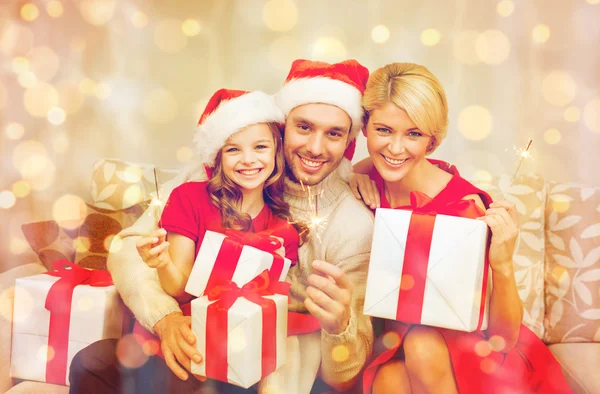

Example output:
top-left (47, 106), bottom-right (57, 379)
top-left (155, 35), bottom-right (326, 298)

top-left (136, 88), bottom-right (305, 391)
top-left (350, 63), bottom-right (572, 394)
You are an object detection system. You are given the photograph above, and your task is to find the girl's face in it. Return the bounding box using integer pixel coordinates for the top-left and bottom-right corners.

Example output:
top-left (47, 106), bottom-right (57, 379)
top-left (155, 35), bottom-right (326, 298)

top-left (221, 123), bottom-right (276, 194)
top-left (365, 102), bottom-right (433, 184)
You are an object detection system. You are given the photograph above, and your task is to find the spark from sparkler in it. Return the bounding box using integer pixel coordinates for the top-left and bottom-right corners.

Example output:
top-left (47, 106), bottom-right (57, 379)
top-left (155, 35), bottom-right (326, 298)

top-left (297, 179), bottom-right (329, 243)
top-left (502, 139), bottom-right (533, 198)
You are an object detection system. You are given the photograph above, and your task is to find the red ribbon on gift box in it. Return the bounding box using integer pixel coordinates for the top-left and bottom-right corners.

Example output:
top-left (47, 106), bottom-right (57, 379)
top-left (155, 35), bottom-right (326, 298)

top-left (44, 260), bottom-right (113, 385)
top-left (204, 270), bottom-right (289, 383)
top-left (396, 191), bottom-right (489, 330)
top-left (203, 230), bottom-right (288, 293)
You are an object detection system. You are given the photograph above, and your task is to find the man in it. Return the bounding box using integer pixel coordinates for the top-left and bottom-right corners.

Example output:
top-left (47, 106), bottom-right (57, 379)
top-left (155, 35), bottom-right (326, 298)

top-left (69, 59), bottom-right (374, 394)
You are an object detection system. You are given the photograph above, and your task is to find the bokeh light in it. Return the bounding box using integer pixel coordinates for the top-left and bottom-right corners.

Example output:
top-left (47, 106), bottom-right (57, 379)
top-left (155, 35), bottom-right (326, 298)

top-left (489, 335), bottom-right (506, 352)
top-left (13, 181), bottom-right (32, 198)
top-left (176, 146), bottom-right (194, 163)
top-left (131, 11), bottom-right (148, 28)
top-left (0, 22), bottom-right (34, 56)
top-left (0, 287), bottom-right (16, 322)
top-left (480, 358), bottom-right (497, 374)
top-left (48, 107), bottom-right (66, 125)
top-left (550, 194), bottom-right (571, 213)
top-left (143, 88), bottom-right (178, 124)
top-left (0, 191), bottom-right (17, 209)
top-left (421, 29), bottom-right (441, 46)
top-left (400, 274), bottom-right (414, 290)
top-left (544, 128), bottom-right (561, 145)
top-left (229, 326), bottom-right (247, 352)
top-left (18, 71), bottom-right (37, 88)
top-left (47, 1), bottom-right (64, 18)
top-left (474, 169), bottom-right (493, 183)
top-left (154, 19), bottom-right (188, 53)
top-left (80, 0), bottom-right (116, 26)
top-left (5, 123), bottom-right (25, 140)
top-left (583, 99), bottom-right (600, 133)
top-left (476, 30), bottom-right (511, 64)
top-left (57, 83), bottom-right (86, 114)
top-left (331, 344), bottom-right (350, 362)
top-left (263, 0), bottom-right (298, 32)
top-left (453, 30), bottom-right (480, 65)
top-left (12, 287), bottom-right (34, 323)
top-left (382, 331), bottom-right (400, 349)
top-left (564, 106), bottom-right (581, 122)
top-left (28, 46), bottom-right (60, 82)
top-left (371, 25), bottom-right (390, 44)
top-left (182, 19), bottom-right (202, 36)
top-left (311, 37), bottom-right (347, 63)
top-left (38, 345), bottom-right (55, 362)
top-left (0, 83), bottom-right (6, 109)
top-left (123, 185), bottom-right (144, 207)
top-left (52, 131), bottom-right (70, 153)
top-left (587, 0), bottom-right (599, 4)
top-left (74, 236), bottom-right (91, 253)
top-left (109, 235), bottom-right (123, 253)
top-left (12, 57), bottom-right (29, 73)
top-left (10, 238), bottom-right (30, 255)
top-left (12, 140), bottom-right (48, 176)
top-left (71, 37), bottom-right (87, 52)
top-left (141, 339), bottom-right (160, 356)
top-left (21, 3), bottom-right (40, 22)
top-left (268, 36), bottom-right (303, 72)
top-left (122, 166), bottom-right (143, 183)
top-left (532, 24), bottom-right (551, 44)
top-left (79, 78), bottom-right (96, 96)
top-left (474, 340), bottom-right (492, 357)
top-left (496, 0), bottom-right (515, 16)
top-left (24, 82), bottom-right (60, 117)
top-left (116, 334), bottom-right (149, 369)
top-left (52, 194), bottom-right (87, 229)
top-left (541, 71), bottom-right (576, 107)
top-left (458, 106), bottom-right (493, 141)
top-left (95, 83), bottom-right (112, 100)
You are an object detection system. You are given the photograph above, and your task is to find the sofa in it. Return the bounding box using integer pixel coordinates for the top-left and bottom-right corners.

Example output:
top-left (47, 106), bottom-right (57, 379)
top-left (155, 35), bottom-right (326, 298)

top-left (0, 158), bottom-right (598, 393)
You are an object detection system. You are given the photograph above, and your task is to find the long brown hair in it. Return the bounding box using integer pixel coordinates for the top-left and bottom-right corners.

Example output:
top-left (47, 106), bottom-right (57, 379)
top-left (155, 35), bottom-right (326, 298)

top-left (206, 122), bottom-right (308, 243)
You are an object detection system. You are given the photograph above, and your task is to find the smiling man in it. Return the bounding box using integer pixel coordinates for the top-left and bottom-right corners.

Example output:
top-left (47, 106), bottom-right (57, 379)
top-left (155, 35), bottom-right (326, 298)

top-left (69, 59), bottom-right (374, 394)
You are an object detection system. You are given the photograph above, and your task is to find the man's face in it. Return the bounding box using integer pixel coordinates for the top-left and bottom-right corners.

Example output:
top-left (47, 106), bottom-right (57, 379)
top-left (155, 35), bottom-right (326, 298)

top-left (283, 103), bottom-right (351, 186)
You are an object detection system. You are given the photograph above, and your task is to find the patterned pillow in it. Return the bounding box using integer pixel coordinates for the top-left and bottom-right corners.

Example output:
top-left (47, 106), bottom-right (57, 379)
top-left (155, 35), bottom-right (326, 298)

top-left (74, 203), bottom-right (148, 270)
top-left (544, 182), bottom-right (600, 344)
top-left (90, 158), bottom-right (178, 210)
top-left (471, 173), bottom-right (546, 339)
top-left (21, 220), bottom-right (80, 270)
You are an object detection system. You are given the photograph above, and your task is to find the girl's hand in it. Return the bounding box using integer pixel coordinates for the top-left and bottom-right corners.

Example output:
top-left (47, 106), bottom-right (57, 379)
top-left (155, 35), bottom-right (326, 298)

top-left (349, 172), bottom-right (380, 209)
top-left (136, 228), bottom-right (171, 269)
top-left (477, 200), bottom-right (519, 272)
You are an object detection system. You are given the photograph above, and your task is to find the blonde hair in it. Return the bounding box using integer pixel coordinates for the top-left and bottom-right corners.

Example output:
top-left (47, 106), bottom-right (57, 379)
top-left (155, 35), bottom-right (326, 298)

top-left (362, 62), bottom-right (449, 153)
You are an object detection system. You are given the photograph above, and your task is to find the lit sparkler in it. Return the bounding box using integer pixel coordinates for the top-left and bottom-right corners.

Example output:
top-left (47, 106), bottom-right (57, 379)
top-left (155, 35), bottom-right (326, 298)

top-left (503, 139), bottom-right (533, 198)
top-left (298, 179), bottom-right (328, 243)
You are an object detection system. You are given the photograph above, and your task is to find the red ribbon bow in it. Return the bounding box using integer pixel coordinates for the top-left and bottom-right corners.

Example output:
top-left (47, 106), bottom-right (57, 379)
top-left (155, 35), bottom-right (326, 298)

top-left (204, 270), bottom-right (288, 383)
top-left (396, 191), bottom-right (489, 331)
top-left (44, 260), bottom-right (113, 385)
top-left (203, 230), bottom-right (288, 294)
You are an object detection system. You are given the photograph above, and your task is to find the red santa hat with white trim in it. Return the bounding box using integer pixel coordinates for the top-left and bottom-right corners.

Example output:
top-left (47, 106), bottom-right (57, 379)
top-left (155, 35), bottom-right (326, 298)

top-left (193, 88), bottom-right (285, 168)
top-left (275, 59), bottom-right (369, 170)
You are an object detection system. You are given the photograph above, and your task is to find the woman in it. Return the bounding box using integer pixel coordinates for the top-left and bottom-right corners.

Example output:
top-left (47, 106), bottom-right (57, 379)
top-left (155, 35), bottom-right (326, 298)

top-left (351, 63), bottom-right (572, 394)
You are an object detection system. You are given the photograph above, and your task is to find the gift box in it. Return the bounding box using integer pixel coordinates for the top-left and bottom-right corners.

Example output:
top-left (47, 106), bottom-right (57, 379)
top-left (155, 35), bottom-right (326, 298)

top-left (190, 271), bottom-right (288, 388)
top-left (364, 194), bottom-right (491, 332)
top-left (185, 230), bottom-right (292, 297)
top-left (10, 261), bottom-right (123, 386)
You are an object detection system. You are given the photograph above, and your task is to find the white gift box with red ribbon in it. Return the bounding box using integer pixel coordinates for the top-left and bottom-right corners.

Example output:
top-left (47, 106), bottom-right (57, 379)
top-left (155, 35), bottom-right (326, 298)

top-left (190, 272), bottom-right (288, 388)
top-left (10, 263), bottom-right (123, 386)
top-left (185, 230), bottom-right (292, 297)
top-left (364, 207), bottom-right (491, 332)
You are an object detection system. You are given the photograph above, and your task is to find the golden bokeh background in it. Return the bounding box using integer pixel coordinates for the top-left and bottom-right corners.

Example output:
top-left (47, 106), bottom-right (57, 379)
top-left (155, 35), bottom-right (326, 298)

top-left (1, 0), bottom-right (599, 270)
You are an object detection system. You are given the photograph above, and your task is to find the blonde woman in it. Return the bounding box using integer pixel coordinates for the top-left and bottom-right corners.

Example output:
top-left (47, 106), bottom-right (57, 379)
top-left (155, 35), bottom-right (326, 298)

top-left (351, 63), bottom-right (572, 393)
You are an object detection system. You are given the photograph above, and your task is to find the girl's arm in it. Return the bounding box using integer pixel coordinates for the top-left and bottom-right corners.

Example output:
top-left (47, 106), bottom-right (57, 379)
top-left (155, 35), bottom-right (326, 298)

top-left (466, 194), bottom-right (523, 351)
top-left (156, 232), bottom-right (196, 298)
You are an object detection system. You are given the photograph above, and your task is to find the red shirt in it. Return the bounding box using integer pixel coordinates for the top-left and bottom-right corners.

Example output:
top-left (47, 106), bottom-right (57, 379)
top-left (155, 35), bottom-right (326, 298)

top-left (160, 181), bottom-right (299, 263)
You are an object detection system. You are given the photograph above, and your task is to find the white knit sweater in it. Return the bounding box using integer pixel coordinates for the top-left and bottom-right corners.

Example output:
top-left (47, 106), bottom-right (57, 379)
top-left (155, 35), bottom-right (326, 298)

top-left (107, 165), bottom-right (374, 392)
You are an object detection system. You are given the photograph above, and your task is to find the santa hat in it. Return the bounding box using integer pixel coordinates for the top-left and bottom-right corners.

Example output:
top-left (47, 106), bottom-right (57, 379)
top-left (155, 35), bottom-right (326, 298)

top-left (193, 88), bottom-right (285, 167)
top-left (275, 59), bottom-right (369, 164)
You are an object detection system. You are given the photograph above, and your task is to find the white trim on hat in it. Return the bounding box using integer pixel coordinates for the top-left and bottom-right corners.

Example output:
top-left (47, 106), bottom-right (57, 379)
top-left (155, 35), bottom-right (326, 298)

top-left (193, 91), bottom-right (284, 167)
top-left (275, 77), bottom-right (364, 141)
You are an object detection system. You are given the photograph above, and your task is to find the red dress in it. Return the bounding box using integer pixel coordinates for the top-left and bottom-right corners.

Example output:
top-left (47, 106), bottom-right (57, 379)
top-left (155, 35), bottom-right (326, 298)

top-left (362, 160), bottom-right (572, 394)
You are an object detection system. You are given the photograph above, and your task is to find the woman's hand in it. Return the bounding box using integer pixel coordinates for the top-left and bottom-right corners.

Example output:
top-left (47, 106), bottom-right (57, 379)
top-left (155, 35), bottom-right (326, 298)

top-left (136, 228), bottom-right (171, 269)
top-left (349, 172), bottom-right (380, 209)
top-left (477, 200), bottom-right (519, 273)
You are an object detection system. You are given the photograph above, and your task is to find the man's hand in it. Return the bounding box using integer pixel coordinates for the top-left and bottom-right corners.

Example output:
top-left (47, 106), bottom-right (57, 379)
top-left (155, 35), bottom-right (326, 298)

top-left (153, 312), bottom-right (203, 381)
top-left (304, 260), bottom-right (353, 335)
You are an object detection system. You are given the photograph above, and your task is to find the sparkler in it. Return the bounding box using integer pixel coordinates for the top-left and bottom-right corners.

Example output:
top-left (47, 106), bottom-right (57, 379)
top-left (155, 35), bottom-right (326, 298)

top-left (297, 179), bottom-right (328, 243)
top-left (149, 168), bottom-right (164, 225)
top-left (502, 139), bottom-right (533, 198)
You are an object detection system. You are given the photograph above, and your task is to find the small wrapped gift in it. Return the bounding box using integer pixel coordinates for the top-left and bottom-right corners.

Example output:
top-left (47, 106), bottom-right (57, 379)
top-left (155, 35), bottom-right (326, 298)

top-left (191, 270), bottom-right (288, 388)
top-left (185, 230), bottom-right (292, 297)
top-left (364, 192), bottom-right (491, 332)
top-left (11, 260), bottom-right (123, 385)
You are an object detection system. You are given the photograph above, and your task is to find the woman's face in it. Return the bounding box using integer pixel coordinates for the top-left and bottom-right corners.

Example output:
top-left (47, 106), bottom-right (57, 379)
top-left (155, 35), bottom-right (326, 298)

top-left (366, 102), bottom-right (433, 183)
top-left (220, 123), bottom-right (276, 194)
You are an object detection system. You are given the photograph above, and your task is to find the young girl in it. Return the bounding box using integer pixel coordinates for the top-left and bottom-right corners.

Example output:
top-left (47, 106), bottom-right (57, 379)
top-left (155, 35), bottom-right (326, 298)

top-left (135, 88), bottom-right (305, 391)
top-left (350, 63), bottom-right (572, 394)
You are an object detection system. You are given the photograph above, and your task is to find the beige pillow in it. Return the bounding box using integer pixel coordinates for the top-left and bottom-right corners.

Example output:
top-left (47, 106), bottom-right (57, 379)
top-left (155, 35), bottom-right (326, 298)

top-left (90, 158), bottom-right (178, 210)
top-left (544, 182), bottom-right (600, 344)
top-left (471, 173), bottom-right (546, 339)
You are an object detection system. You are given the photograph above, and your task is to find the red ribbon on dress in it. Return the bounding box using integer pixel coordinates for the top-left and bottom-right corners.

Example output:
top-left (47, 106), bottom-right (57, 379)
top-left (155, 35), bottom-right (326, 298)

top-left (203, 230), bottom-right (287, 293)
top-left (396, 192), bottom-right (489, 330)
top-left (204, 270), bottom-right (289, 383)
top-left (44, 260), bottom-right (113, 385)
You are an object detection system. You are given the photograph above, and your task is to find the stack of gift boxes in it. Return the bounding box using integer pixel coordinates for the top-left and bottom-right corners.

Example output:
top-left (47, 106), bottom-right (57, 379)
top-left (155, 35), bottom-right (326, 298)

top-left (10, 230), bottom-right (292, 389)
